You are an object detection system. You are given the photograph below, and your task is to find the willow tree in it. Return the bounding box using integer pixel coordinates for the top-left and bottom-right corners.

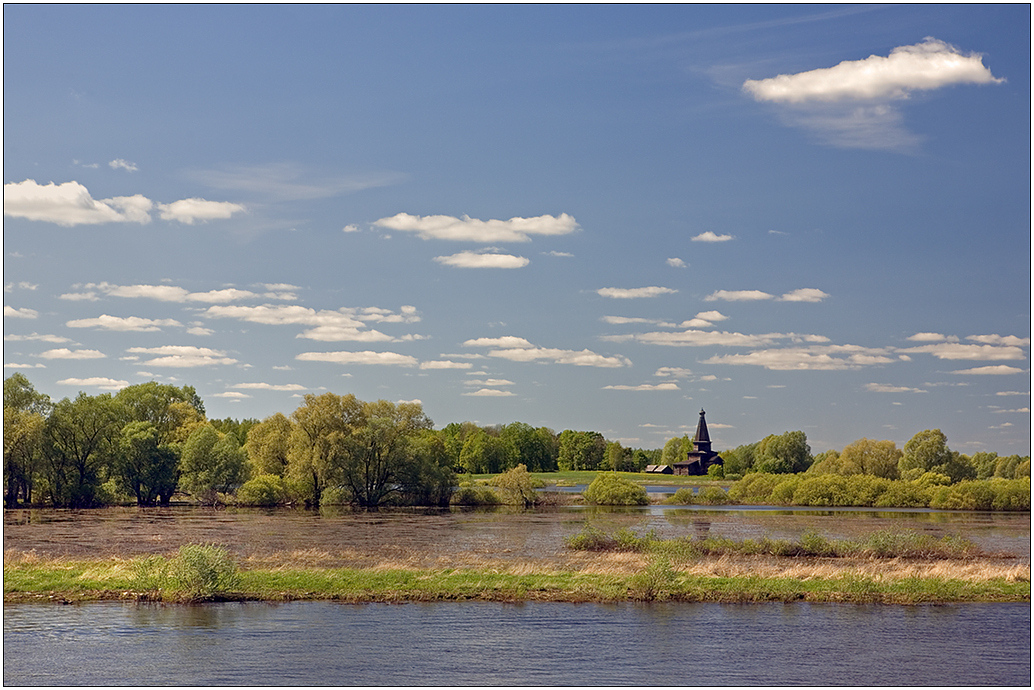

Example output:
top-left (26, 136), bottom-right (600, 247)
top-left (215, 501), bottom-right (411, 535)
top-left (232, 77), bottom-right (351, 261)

top-left (286, 392), bottom-right (362, 507)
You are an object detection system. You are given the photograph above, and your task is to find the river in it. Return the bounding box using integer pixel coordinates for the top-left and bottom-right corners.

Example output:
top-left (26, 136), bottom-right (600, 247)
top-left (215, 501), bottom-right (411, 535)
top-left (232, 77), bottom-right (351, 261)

top-left (3, 600), bottom-right (1030, 685)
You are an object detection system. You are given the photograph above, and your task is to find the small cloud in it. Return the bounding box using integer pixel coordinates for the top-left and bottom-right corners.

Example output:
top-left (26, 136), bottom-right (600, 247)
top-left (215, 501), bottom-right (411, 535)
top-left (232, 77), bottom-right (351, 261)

top-left (691, 231), bottom-right (734, 243)
top-left (38, 348), bottom-right (105, 360)
top-left (603, 382), bottom-right (680, 391)
top-left (230, 382), bottom-right (306, 391)
top-left (950, 365), bottom-right (1027, 375)
top-left (211, 391), bottom-right (251, 399)
top-left (108, 159), bottom-right (138, 172)
top-left (705, 290), bottom-right (773, 302)
top-left (865, 383), bottom-right (926, 393)
top-left (779, 288), bottom-right (829, 303)
top-left (4, 306), bottom-right (39, 319)
top-left (420, 360), bottom-right (473, 370)
top-left (666, 257), bottom-right (687, 268)
top-left (374, 212), bottom-right (580, 242)
top-left (995, 391), bottom-right (1030, 397)
top-left (4, 362), bottom-right (46, 369)
top-left (66, 314), bottom-right (182, 332)
top-left (655, 367), bottom-right (693, 378)
top-left (4, 180), bottom-right (153, 226)
top-left (463, 388), bottom-right (516, 397)
top-left (695, 311), bottom-right (729, 322)
top-left (4, 333), bottom-right (71, 343)
top-left (157, 198), bottom-right (245, 224)
top-left (342, 224), bottom-right (361, 233)
top-left (597, 286), bottom-right (677, 299)
top-left (434, 251), bottom-right (530, 269)
top-left (544, 250), bottom-right (574, 258)
top-left (57, 377), bottom-right (128, 390)
top-left (125, 345), bottom-right (237, 367)
top-left (908, 332), bottom-right (949, 342)
top-left (296, 350), bottom-right (419, 367)
top-left (187, 326), bottom-right (214, 336)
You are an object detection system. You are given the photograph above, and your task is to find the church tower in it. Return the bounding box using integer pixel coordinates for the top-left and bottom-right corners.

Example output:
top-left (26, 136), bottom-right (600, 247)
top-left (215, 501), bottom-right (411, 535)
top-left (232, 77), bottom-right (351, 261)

top-left (673, 409), bottom-right (723, 476)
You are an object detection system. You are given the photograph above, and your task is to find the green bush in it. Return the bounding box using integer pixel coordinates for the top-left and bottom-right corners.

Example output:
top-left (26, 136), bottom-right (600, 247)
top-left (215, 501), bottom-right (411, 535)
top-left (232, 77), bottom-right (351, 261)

top-left (669, 487), bottom-right (695, 504)
top-left (629, 557), bottom-right (677, 601)
top-left (450, 485), bottom-right (500, 506)
top-left (134, 544), bottom-right (240, 601)
top-left (695, 486), bottom-right (732, 505)
top-left (728, 472), bottom-right (784, 504)
top-left (564, 524), bottom-right (615, 551)
top-left (237, 474), bottom-right (287, 507)
top-left (582, 473), bottom-right (649, 506)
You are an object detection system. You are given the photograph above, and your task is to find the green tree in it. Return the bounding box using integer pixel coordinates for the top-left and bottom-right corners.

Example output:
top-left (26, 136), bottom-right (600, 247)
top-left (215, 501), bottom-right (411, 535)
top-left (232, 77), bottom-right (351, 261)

top-left (500, 422), bottom-right (558, 472)
top-left (286, 392), bottom-right (361, 506)
top-left (245, 412), bottom-right (294, 477)
top-left (40, 392), bottom-right (122, 507)
top-left (397, 430), bottom-right (455, 507)
top-left (4, 374), bottom-right (52, 505)
top-left (836, 438), bottom-right (902, 479)
top-left (337, 399), bottom-right (434, 508)
top-left (179, 424), bottom-right (248, 505)
top-left (583, 473), bottom-right (648, 505)
top-left (459, 428), bottom-right (512, 474)
top-left (114, 421), bottom-right (179, 505)
top-left (899, 429), bottom-right (974, 484)
top-left (557, 430), bottom-right (606, 471)
top-left (489, 463), bottom-right (539, 507)
top-left (114, 382), bottom-right (205, 445)
top-left (755, 431), bottom-right (812, 474)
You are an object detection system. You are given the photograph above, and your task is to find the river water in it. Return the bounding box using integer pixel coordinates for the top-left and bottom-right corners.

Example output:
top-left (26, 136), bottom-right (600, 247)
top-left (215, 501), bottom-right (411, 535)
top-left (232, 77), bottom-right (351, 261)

top-left (3, 600), bottom-right (1030, 685)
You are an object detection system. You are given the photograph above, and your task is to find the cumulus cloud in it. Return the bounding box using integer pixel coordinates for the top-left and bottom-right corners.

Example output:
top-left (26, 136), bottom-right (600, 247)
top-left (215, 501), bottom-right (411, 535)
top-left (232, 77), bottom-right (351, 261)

top-left (125, 345), bottom-right (237, 367)
top-left (742, 38), bottom-right (1003, 149)
top-left (655, 367), bottom-right (693, 378)
top-left (4, 363), bottom-right (46, 369)
top-left (464, 335), bottom-right (630, 368)
top-left (779, 288), bottom-right (829, 303)
top-left (4, 306), bottom-right (39, 318)
top-left (695, 311), bottom-right (729, 322)
top-left (434, 251), bottom-right (530, 269)
top-left (465, 378), bottom-right (515, 387)
top-left (296, 350), bottom-right (419, 367)
top-left (230, 382), bottom-right (306, 391)
top-left (202, 303), bottom-right (416, 343)
top-left (865, 383), bottom-right (927, 393)
top-left (3, 180), bottom-right (153, 226)
top-left (898, 342), bottom-right (1026, 361)
top-left (156, 198), bottom-right (245, 224)
top-left (65, 282), bottom-right (286, 304)
top-left (704, 344), bottom-right (896, 371)
top-left (950, 365), bottom-right (1027, 375)
top-left (4, 333), bottom-right (72, 343)
top-left (908, 332), bottom-right (950, 342)
top-left (57, 377), bottom-right (128, 390)
top-left (597, 286), bottom-right (678, 299)
top-left (603, 382), bottom-right (680, 391)
top-left (108, 159), bottom-right (138, 172)
top-left (666, 257), bottom-right (687, 268)
top-left (691, 231), bottom-right (734, 243)
top-left (464, 388), bottom-right (516, 397)
top-left (211, 391), bottom-right (251, 399)
top-left (419, 360), bottom-right (473, 370)
top-left (967, 334), bottom-right (1031, 347)
top-left (373, 212), bottom-right (580, 242)
top-left (705, 290), bottom-right (773, 302)
top-left (38, 348), bottom-right (106, 360)
top-left (66, 314), bottom-right (183, 332)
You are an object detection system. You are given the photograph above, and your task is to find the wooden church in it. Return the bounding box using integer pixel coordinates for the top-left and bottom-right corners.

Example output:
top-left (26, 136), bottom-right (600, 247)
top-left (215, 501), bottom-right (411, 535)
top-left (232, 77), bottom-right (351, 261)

top-left (672, 409), bottom-right (724, 476)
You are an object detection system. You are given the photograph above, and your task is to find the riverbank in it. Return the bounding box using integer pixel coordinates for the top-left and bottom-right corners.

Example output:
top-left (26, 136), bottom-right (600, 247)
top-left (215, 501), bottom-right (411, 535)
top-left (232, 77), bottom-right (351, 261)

top-left (5, 548), bottom-right (1029, 605)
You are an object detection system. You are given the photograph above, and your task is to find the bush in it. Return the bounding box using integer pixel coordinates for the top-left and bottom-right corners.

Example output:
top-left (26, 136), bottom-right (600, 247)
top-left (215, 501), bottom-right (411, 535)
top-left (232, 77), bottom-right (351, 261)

top-left (669, 487), bottom-right (695, 505)
top-left (237, 474), bottom-right (287, 507)
top-left (134, 543), bottom-right (240, 601)
top-left (582, 473), bottom-right (649, 506)
top-left (488, 464), bottom-right (540, 507)
top-left (695, 486), bottom-right (731, 505)
top-left (450, 485), bottom-right (500, 506)
top-left (729, 472), bottom-right (784, 504)
top-left (629, 557), bottom-right (677, 601)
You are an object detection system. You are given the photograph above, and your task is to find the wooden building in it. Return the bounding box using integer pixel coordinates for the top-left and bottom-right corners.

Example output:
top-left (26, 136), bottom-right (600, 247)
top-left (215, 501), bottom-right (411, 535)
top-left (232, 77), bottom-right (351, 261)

top-left (672, 409), bottom-right (724, 476)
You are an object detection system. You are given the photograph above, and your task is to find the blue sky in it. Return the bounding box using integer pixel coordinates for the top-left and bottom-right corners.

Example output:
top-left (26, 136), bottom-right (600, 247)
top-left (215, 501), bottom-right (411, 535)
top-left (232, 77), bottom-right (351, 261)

top-left (4, 4), bottom-right (1030, 455)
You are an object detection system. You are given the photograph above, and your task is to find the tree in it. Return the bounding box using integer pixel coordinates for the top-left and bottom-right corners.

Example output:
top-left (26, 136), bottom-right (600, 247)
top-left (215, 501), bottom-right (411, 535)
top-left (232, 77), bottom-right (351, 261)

top-left (606, 441), bottom-right (633, 472)
top-left (40, 393), bottom-right (122, 507)
top-left (557, 430), bottom-right (606, 471)
top-left (397, 431), bottom-right (455, 507)
top-left (489, 463), bottom-right (539, 506)
top-left (4, 374), bottom-right (52, 505)
top-left (337, 399), bottom-right (434, 508)
top-left (114, 421), bottom-right (179, 506)
top-left (286, 392), bottom-right (362, 506)
top-left (500, 422), bottom-right (558, 472)
top-left (114, 381), bottom-right (205, 445)
top-left (661, 435), bottom-right (692, 466)
top-left (755, 431), bottom-right (811, 474)
top-left (245, 413), bottom-right (294, 477)
top-left (179, 424), bottom-right (248, 505)
top-left (835, 438), bottom-right (901, 479)
top-left (459, 428), bottom-right (512, 474)
top-left (899, 429), bottom-right (974, 484)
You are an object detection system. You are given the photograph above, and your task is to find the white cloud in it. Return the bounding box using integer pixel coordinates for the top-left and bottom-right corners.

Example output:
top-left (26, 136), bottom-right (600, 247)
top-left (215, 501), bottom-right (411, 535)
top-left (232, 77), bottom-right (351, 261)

top-left (967, 334), bottom-right (1031, 347)
top-left (66, 314), bottom-right (183, 332)
top-left (898, 343), bottom-right (1026, 361)
top-left (4, 363), bottom-right (46, 369)
top-left (434, 251), bottom-right (530, 269)
top-left (192, 163), bottom-right (404, 202)
top-left (57, 377), bottom-right (128, 390)
top-left (38, 348), bottom-right (106, 360)
top-left (464, 378), bottom-right (514, 387)
top-left (544, 251), bottom-right (574, 258)
top-left (704, 345), bottom-right (895, 371)
top-left (691, 231), bottom-right (734, 243)
top-left (742, 38), bottom-right (1003, 150)
top-left (230, 382), bottom-right (307, 391)
top-left (373, 212), bottom-right (580, 242)
top-left (996, 391), bottom-right (1030, 397)
top-left (109, 159), bottom-right (138, 172)
top-left (615, 329), bottom-right (780, 348)
top-left (296, 350), bottom-right (420, 367)
top-left (342, 224), bottom-right (361, 233)
top-left (743, 38), bottom-right (1002, 104)
top-left (695, 311), bottom-right (729, 322)
top-left (705, 290), bottom-right (773, 302)
top-left (156, 198), bottom-right (245, 224)
top-left (211, 391), bottom-right (251, 399)
top-left (187, 326), bottom-right (214, 336)
top-left (4, 282), bottom-right (38, 291)
top-left (779, 288), bottom-right (829, 303)
top-left (865, 383), bottom-right (927, 393)
top-left (597, 286), bottom-right (677, 299)
top-left (4, 306), bottom-right (39, 319)
top-left (991, 408), bottom-right (1030, 414)
top-left (950, 365), bottom-right (1027, 375)
top-left (463, 336), bottom-right (535, 349)
top-left (3, 180), bottom-right (153, 226)
top-left (908, 332), bottom-right (949, 342)
top-left (603, 382), bottom-right (680, 391)
top-left (601, 316), bottom-right (674, 326)
top-left (655, 367), bottom-right (693, 378)
top-left (4, 333), bottom-right (72, 343)
top-left (666, 257), bottom-right (687, 268)
top-left (126, 345), bottom-right (237, 368)
top-left (464, 335), bottom-right (630, 368)
top-left (419, 360), bottom-right (473, 370)
top-left (463, 388), bottom-right (516, 397)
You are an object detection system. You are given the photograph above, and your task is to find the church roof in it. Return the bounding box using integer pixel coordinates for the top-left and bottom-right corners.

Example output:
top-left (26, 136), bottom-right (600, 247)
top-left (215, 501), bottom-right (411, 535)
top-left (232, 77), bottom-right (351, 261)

top-left (695, 408), bottom-right (711, 444)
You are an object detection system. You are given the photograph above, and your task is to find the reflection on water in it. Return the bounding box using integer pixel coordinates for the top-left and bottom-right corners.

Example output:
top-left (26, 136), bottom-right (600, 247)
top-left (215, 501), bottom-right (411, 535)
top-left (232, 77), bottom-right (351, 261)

top-left (4, 601), bottom-right (1030, 686)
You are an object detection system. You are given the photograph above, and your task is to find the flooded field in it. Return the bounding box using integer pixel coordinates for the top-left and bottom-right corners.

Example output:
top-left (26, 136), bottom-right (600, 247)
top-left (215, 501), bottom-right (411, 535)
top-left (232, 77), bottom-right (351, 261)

top-left (4, 505), bottom-right (1029, 569)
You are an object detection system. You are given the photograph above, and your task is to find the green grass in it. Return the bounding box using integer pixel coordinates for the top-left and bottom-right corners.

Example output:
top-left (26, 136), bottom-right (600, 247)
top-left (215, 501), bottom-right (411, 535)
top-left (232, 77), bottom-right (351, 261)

top-left (5, 556), bottom-right (1028, 605)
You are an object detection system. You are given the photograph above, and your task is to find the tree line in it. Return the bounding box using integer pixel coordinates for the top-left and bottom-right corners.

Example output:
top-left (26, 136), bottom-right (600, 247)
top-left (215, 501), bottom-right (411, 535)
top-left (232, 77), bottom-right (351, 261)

top-left (4, 374), bottom-right (1028, 509)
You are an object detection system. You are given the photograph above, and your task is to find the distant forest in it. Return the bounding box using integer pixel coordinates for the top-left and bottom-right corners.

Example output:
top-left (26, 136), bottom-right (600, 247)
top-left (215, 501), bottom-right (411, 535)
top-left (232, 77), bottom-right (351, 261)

top-left (4, 374), bottom-right (1029, 510)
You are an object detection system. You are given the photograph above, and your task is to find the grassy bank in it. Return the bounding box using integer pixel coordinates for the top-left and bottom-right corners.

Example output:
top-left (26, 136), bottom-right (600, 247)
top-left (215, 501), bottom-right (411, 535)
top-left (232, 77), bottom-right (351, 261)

top-left (5, 549), bottom-right (1028, 606)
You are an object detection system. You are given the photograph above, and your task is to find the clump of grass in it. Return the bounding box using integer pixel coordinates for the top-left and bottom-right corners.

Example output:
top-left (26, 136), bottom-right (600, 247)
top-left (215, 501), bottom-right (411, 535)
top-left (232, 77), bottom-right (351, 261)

top-left (629, 557), bottom-right (678, 601)
top-left (134, 544), bottom-right (241, 601)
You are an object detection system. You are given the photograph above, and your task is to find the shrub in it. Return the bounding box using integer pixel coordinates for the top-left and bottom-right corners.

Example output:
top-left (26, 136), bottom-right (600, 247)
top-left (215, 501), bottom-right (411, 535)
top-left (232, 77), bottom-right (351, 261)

top-left (564, 524), bottom-right (615, 551)
top-left (488, 464), bottom-right (540, 507)
top-left (729, 472), bottom-right (784, 504)
top-left (450, 485), bottom-right (500, 506)
top-left (629, 557), bottom-right (677, 601)
top-left (706, 463), bottom-right (724, 479)
top-left (669, 487), bottom-right (695, 505)
top-left (695, 486), bottom-right (731, 505)
top-left (170, 544), bottom-right (241, 600)
top-left (769, 477), bottom-right (801, 505)
top-left (237, 474), bottom-right (287, 507)
top-left (582, 473), bottom-right (649, 506)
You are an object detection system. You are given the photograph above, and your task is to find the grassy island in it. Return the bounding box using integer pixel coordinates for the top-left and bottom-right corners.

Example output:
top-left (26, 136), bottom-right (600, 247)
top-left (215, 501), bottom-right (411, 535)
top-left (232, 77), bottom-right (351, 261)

top-left (6, 531), bottom-right (1028, 606)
